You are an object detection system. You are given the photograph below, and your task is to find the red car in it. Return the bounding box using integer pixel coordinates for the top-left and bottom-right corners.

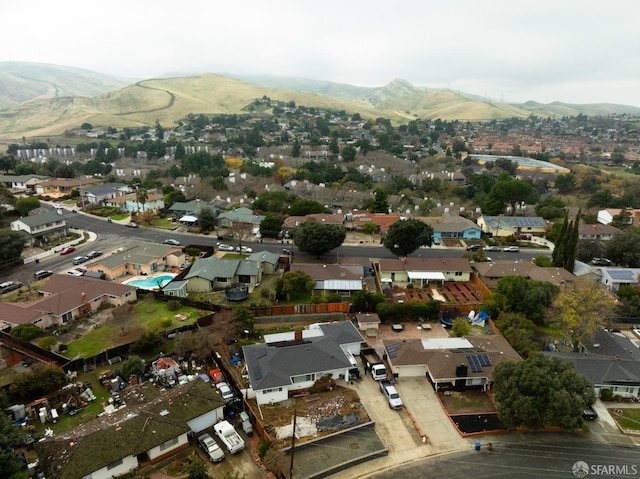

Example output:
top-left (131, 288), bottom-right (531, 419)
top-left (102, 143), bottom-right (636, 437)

top-left (59, 246), bottom-right (76, 255)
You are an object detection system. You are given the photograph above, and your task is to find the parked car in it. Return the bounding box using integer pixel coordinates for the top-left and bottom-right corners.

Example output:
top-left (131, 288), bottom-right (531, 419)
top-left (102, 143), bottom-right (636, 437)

top-left (0, 281), bottom-right (23, 294)
top-left (216, 382), bottom-right (235, 401)
top-left (163, 239), bottom-right (181, 246)
top-left (503, 246), bottom-right (520, 252)
top-left (34, 270), bottom-right (54, 280)
top-left (59, 246), bottom-right (76, 255)
top-left (582, 405), bottom-right (598, 420)
top-left (236, 245), bottom-right (253, 253)
top-left (466, 244), bottom-right (481, 251)
top-left (72, 256), bottom-right (89, 265)
top-left (66, 267), bottom-right (86, 276)
top-left (217, 244), bottom-right (234, 251)
top-left (592, 257), bottom-right (612, 266)
top-left (86, 251), bottom-right (102, 259)
top-left (484, 245), bottom-right (501, 252)
top-left (198, 433), bottom-right (225, 463)
top-left (125, 222), bottom-right (138, 228)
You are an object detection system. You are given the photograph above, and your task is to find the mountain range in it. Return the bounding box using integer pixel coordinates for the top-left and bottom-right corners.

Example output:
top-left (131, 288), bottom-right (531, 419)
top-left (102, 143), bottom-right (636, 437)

top-left (1, 61), bottom-right (639, 141)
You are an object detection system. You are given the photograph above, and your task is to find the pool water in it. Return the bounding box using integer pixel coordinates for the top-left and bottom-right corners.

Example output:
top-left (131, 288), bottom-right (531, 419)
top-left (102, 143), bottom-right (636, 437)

top-left (127, 274), bottom-right (175, 289)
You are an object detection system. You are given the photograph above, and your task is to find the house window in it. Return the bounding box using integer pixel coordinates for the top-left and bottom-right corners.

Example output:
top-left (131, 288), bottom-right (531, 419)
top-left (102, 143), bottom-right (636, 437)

top-left (262, 388), bottom-right (283, 394)
top-left (159, 437), bottom-right (179, 451)
top-left (291, 374), bottom-right (315, 384)
top-left (133, 263), bottom-right (141, 270)
top-left (62, 312), bottom-right (72, 323)
top-left (107, 458), bottom-right (124, 470)
top-left (454, 272), bottom-right (462, 277)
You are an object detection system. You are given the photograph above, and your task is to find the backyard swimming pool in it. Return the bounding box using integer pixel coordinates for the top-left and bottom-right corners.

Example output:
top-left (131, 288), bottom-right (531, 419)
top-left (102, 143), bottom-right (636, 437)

top-left (124, 274), bottom-right (175, 290)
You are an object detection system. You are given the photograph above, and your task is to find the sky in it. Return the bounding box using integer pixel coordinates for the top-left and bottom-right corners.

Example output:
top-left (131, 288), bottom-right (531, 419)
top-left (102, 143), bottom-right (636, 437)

top-left (2, 0), bottom-right (640, 107)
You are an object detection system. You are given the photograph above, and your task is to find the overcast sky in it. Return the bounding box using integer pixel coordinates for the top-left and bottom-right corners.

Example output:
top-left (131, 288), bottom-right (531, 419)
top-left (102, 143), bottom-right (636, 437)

top-left (2, 0), bottom-right (639, 107)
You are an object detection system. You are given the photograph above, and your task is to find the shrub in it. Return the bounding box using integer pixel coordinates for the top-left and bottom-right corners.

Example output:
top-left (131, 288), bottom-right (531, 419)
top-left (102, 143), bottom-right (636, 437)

top-left (58, 344), bottom-right (68, 353)
top-left (10, 324), bottom-right (42, 341)
top-left (166, 300), bottom-right (181, 311)
top-left (38, 336), bottom-right (57, 350)
top-left (131, 331), bottom-right (162, 354)
top-left (160, 318), bottom-right (172, 328)
top-left (600, 389), bottom-right (613, 401)
top-left (257, 440), bottom-right (273, 459)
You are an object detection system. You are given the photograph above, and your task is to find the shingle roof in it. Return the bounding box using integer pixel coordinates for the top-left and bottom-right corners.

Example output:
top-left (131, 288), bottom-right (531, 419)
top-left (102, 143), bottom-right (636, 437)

top-left (15, 211), bottom-right (66, 228)
top-left (243, 321), bottom-right (364, 390)
top-left (37, 379), bottom-right (224, 479)
top-left (246, 250), bottom-right (280, 264)
top-left (185, 257), bottom-right (241, 281)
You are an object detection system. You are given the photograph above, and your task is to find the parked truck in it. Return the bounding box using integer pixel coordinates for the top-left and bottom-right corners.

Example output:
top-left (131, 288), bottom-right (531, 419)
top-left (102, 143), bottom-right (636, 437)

top-left (214, 420), bottom-right (245, 454)
top-left (379, 379), bottom-right (403, 409)
top-left (360, 347), bottom-right (387, 380)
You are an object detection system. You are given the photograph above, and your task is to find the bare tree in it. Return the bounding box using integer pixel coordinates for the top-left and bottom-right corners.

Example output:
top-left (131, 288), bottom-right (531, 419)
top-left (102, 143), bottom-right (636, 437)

top-left (111, 303), bottom-right (134, 336)
top-left (229, 221), bottom-right (253, 250)
top-left (174, 330), bottom-right (216, 361)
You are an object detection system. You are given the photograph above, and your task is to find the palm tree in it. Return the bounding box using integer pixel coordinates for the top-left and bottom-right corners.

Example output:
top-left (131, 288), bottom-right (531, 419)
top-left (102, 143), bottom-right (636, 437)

top-left (136, 188), bottom-right (148, 213)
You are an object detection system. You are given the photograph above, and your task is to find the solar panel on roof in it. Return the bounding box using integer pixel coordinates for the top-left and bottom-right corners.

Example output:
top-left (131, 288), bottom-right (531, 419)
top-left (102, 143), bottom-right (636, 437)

top-left (608, 270), bottom-right (635, 281)
top-left (466, 355), bottom-right (483, 373)
top-left (386, 343), bottom-right (401, 359)
top-left (478, 354), bottom-right (492, 367)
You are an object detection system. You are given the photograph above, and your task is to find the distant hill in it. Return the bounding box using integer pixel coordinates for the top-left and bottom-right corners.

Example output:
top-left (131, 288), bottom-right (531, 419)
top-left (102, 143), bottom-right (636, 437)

top-left (1, 62), bottom-right (640, 140)
top-left (0, 61), bottom-right (130, 111)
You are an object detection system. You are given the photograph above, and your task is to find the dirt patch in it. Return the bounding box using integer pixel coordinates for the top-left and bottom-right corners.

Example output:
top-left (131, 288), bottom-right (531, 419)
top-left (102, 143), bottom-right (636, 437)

top-left (438, 390), bottom-right (497, 414)
top-left (254, 385), bottom-right (369, 446)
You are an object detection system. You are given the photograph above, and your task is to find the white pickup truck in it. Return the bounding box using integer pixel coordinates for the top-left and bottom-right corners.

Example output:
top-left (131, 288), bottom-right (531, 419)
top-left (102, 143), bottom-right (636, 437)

top-left (379, 379), bottom-right (403, 410)
top-left (214, 420), bottom-right (245, 454)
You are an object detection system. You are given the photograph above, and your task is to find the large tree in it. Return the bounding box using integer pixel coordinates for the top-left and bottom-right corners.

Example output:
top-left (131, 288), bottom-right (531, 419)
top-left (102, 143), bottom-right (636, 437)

top-left (294, 222), bottom-right (346, 257)
top-left (483, 275), bottom-right (559, 325)
top-left (482, 174), bottom-right (539, 215)
top-left (493, 354), bottom-right (595, 430)
top-left (0, 230), bottom-right (26, 265)
top-left (276, 270), bottom-right (316, 301)
top-left (197, 207), bottom-right (216, 233)
top-left (0, 390), bottom-right (22, 478)
top-left (383, 219), bottom-right (433, 257)
top-left (14, 196), bottom-right (40, 215)
top-left (259, 214), bottom-right (284, 238)
top-left (552, 278), bottom-right (615, 350)
top-left (605, 228), bottom-right (640, 267)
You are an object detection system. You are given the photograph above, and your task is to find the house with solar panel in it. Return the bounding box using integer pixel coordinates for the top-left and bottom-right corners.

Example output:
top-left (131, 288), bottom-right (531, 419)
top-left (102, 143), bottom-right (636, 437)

top-left (382, 335), bottom-right (521, 391)
top-left (242, 321), bottom-right (365, 405)
top-left (476, 215), bottom-right (547, 238)
top-left (599, 268), bottom-right (640, 292)
top-left (289, 263), bottom-right (364, 298)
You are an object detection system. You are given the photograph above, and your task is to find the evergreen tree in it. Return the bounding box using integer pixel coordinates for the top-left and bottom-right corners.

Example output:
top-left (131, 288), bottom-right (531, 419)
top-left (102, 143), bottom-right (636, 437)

top-left (552, 212), bottom-right (569, 267)
top-left (565, 209), bottom-right (580, 271)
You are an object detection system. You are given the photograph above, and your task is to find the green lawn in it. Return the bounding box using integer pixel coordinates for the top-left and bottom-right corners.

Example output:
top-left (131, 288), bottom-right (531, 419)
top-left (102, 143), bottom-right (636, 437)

top-left (110, 213), bottom-right (129, 221)
top-left (612, 408), bottom-right (640, 431)
top-left (63, 300), bottom-right (202, 359)
top-left (150, 217), bottom-right (179, 229)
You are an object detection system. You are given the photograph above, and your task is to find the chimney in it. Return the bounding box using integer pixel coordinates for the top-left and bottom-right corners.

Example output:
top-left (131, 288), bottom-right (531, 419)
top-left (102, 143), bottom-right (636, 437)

top-left (294, 330), bottom-right (303, 341)
top-left (81, 292), bottom-right (86, 303)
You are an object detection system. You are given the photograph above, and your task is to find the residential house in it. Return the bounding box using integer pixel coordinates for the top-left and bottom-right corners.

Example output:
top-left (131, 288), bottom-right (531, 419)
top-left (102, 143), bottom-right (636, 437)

top-left (289, 263), bottom-right (363, 297)
top-left (578, 223), bottom-right (622, 241)
top-left (217, 207), bottom-right (264, 230)
top-left (472, 260), bottom-right (577, 291)
top-left (0, 174), bottom-right (48, 192)
top-left (420, 214), bottom-right (482, 242)
top-left (382, 335), bottom-right (521, 390)
top-left (85, 242), bottom-right (185, 280)
top-left (376, 257), bottom-right (473, 288)
top-left (599, 268), bottom-right (640, 292)
top-left (83, 182), bottom-right (129, 204)
top-left (476, 215), bottom-right (547, 237)
top-left (10, 211), bottom-right (68, 246)
top-left (597, 208), bottom-right (640, 227)
top-left (0, 274), bottom-right (136, 331)
top-left (106, 190), bottom-right (165, 213)
top-left (37, 379), bottom-right (225, 479)
top-left (168, 199), bottom-right (219, 220)
top-left (34, 177), bottom-right (103, 198)
top-left (243, 321), bottom-right (365, 405)
top-left (245, 250), bottom-right (281, 274)
top-left (183, 257), bottom-right (260, 292)
top-left (345, 211), bottom-right (401, 235)
top-left (546, 328), bottom-right (640, 400)
top-left (282, 214), bottom-right (345, 235)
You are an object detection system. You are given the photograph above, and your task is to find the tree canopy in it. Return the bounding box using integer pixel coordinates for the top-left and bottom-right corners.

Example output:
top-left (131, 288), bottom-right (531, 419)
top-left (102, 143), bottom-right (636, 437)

top-left (276, 270), bottom-right (316, 301)
top-left (293, 222), bottom-right (346, 257)
top-left (605, 228), bottom-right (640, 267)
top-left (482, 175), bottom-right (539, 215)
top-left (493, 354), bottom-right (595, 430)
top-left (0, 230), bottom-right (26, 266)
top-left (383, 219), bottom-right (433, 257)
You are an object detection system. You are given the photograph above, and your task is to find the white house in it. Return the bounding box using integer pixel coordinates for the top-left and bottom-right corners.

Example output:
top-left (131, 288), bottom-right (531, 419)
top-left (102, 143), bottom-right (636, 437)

top-left (243, 321), bottom-right (365, 405)
top-left (10, 211), bottom-right (68, 246)
top-left (599, 268), bottom-right (640, 292)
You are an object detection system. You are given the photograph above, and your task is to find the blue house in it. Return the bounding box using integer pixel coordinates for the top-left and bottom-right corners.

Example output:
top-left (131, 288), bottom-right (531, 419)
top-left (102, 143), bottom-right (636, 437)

top-left (427, 215), bottom-right (482, 242)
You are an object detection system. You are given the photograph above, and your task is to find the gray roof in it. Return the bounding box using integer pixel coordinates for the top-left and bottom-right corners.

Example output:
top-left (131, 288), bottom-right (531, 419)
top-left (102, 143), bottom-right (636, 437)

top-left (482, 215), bottom-right (547, 229)
top-left (546, 328), bottom-right (640, 386)
top-left (94, 242), bottom-right (176, 269)
top-left (168, 200), bottom-right (218, 215)
top-left (0, 174), bottom-right (48, 183)
top-left (84, 182), bottom-right (127, 196)
top-left (218, 207), bottom-right (264, 223)
top-left (16, 211), bottom-right (66, 228)
top-left (246, 250), bottom-right (280, 265)
top-left (185, 257), bottom-right (260, 281)
top-left (243, 322), bottom-right (364, 391)
top-left (162, 280), bottom-right (188, 291)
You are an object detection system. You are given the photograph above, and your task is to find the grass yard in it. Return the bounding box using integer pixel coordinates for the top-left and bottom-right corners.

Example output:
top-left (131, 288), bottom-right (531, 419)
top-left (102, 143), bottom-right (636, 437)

top-left (62, 300), bottom-right (202, 359)
top-left (150, 217), bottom-right (178, 229)
top-left (110, 213), bottom-right (129, 221)
top-left (611, 408), bottom-right (640, 431)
